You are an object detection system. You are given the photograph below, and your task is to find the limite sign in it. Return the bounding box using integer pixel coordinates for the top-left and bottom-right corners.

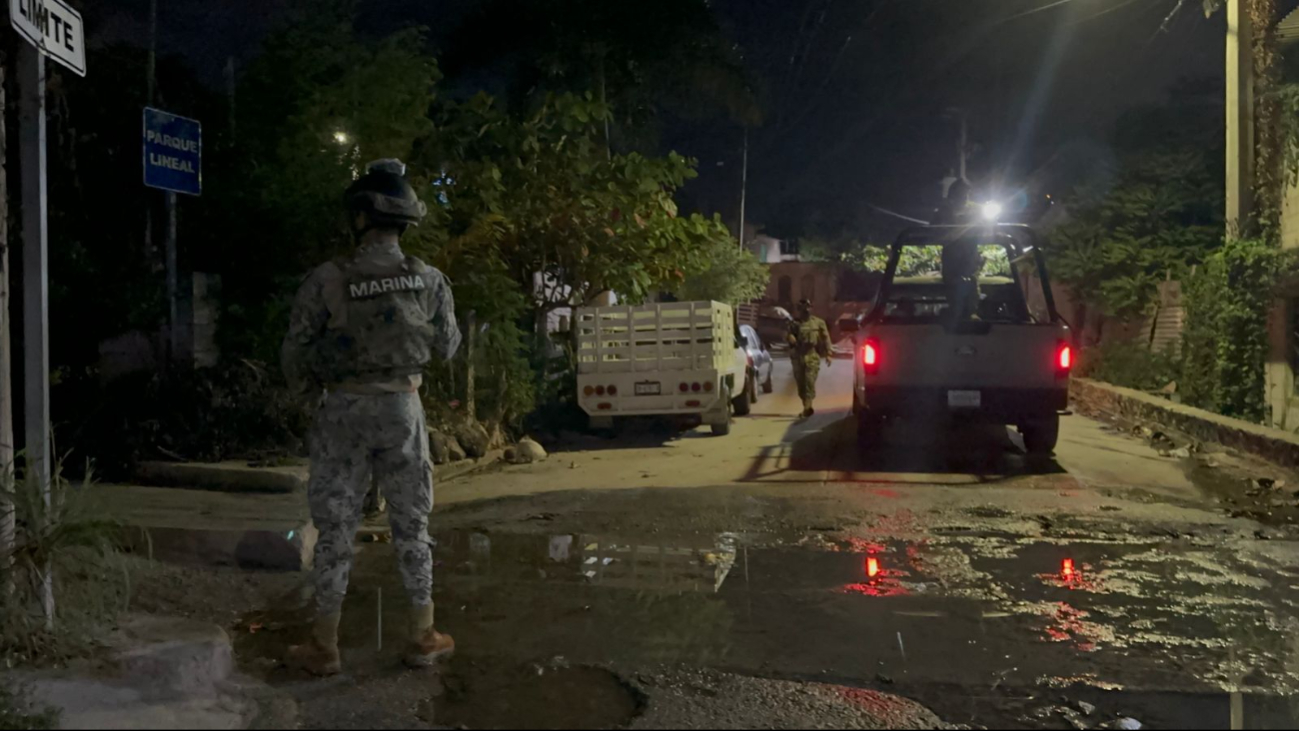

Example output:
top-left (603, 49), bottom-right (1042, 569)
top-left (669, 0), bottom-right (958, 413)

top-left (143, 108), bottom-right (202, 196)
top-left (9, 0), bottom-right (84, 76)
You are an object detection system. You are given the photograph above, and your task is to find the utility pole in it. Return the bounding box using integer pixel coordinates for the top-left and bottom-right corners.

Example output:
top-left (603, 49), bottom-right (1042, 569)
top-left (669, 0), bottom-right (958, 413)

top-left (0, 50), bottom-right (13, 592)
top-left (1226, 0), bottom-right (1255, 233)
top-left (225, 56), bottom-right (236, 143)
top-left (738, 127), bottom-right (748, 251)
top-left (958, 111), bottom-right (968, 182)
top-left (146, 0), bottom-right (184, 364)
top-left (144, 0), bottom-right (156, 264)
top-left (944, 107), bottom-right (968, 182)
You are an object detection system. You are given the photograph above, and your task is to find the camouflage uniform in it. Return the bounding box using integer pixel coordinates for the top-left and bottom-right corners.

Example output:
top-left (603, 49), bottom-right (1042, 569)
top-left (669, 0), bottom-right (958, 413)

top-left (788, 315), bottom-right (831, 411)
top-left (282, 240), bottom-right (460, 616)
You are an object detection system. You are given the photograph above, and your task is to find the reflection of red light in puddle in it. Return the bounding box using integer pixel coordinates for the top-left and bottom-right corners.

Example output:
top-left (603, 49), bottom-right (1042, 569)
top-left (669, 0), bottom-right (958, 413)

top-left (1042, 602), bottom-right (1104, 652)
top-left (841, 581), bottom-right (910, 598)
top-left (1038, 557), bottom-right (1099, 591)
top-left (867, 556), bottom-right (880, 579)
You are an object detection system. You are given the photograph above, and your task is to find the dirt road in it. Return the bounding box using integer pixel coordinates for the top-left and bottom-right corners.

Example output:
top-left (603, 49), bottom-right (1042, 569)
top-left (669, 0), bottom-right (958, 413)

top-left (230, 358), bottom-right (1299, 729)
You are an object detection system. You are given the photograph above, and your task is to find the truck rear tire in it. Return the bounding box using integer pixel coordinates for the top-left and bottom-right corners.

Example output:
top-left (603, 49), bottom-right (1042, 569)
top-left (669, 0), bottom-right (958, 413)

top-left (712, 385), bottom-right (733, 435)
top-left (1020, 415), bottom-right (1060, 455)
top-left (733, 376), bottom-right (753, 416)
top-left (856, 411), bottom-right (882, 450)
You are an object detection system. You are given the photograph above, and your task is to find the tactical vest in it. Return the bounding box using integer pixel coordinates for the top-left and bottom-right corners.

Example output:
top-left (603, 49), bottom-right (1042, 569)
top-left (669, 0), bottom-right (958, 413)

top-left (791, 317), bottom-right (828, 359)
top-left (316, 255), bottom-right (439, 384)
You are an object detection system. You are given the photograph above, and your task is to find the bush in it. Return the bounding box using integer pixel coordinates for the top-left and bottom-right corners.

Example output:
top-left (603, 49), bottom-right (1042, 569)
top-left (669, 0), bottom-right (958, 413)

top-left (60, 360), bottom-right (311, 477)
top-left (1181, 239), bottom-right (1290, 421)
top-left (1079, 340), bottom-right (1182, 392)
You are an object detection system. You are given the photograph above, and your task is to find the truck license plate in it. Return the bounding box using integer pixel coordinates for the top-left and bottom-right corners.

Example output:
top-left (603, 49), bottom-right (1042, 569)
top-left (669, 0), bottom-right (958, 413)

top-left (634, 382), bottom-right (661, 396)
top-left (947, 390), bottom-right (981, 408)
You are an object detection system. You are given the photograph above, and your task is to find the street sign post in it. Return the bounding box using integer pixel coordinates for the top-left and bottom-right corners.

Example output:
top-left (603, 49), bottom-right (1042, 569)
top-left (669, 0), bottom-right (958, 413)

top-left (143, 108), bottom-right (202, 196)
top-left (9, 0), bottom-right (86, 626)
top-left (143, 109), bottom-right (200, 363)
top-left (9, 0), bottom-right (85, 77)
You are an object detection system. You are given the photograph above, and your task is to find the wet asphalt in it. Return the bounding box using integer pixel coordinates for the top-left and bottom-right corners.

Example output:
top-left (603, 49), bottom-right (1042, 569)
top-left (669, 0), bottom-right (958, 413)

top-left (236, 359), bottom-right (1299, 729)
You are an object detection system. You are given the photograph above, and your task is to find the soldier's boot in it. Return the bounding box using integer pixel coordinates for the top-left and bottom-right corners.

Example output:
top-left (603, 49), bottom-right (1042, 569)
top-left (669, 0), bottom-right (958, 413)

top-left (403, 603), bottom-right (455, 669)
top-left (286, 613), bottom-right (342, 676)
top-left (802, 398), bottom-right (815, 418)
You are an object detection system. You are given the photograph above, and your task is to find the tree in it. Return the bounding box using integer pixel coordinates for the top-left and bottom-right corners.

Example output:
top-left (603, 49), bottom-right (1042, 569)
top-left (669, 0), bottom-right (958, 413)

top-left (412, 92), bottom-right (738, 317)
top-left (674, 242), bottom-right (770, 305)
top-left (211, 0), bottom-right (440, 359)
top-left (1047, 81), bottom-right (1224, 318)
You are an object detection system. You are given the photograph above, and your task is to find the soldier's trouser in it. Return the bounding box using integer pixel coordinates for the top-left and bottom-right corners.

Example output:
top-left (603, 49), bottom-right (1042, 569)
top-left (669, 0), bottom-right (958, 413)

top-left (308, 391), bottom-right (433, 616)
top-left (792, 356), bottom-right (821, 407)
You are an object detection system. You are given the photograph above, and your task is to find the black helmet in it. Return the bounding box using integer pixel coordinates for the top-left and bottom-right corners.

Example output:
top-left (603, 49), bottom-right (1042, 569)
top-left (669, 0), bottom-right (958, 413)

top-left (345, 159), bottom-right (427, 229)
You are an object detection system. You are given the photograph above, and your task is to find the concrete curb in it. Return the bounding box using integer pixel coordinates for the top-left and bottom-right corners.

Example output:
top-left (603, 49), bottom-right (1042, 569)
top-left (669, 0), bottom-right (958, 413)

top-left (436, 448), bottom-right (505, 483)
top-left (134, 448), bottom-right (502, 495)
top-left (121, 522), bottom-right (318, 572)
top-left (5, 615), bottom-right (280, 730)
top-left (135, 461), bottom-right (307, 494)
top-left (1072, 378), bottom-right (1299, 469)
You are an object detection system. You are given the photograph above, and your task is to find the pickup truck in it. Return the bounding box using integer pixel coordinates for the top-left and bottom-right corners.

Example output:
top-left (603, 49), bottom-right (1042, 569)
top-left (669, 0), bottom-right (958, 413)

top-left (845, 224), bottom-right (1072, 455)
top-left (576, 301), bottom-right (752, 436)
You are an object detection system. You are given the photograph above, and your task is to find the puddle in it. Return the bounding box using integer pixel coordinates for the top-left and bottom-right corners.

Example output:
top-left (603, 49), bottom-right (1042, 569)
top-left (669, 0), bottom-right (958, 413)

top-left (1184, 460), bottom-right (1299, 527)
top-left (969, 540), bottom-right (1299, 693)
top-left (232, 528), bottom-right (1299, 729)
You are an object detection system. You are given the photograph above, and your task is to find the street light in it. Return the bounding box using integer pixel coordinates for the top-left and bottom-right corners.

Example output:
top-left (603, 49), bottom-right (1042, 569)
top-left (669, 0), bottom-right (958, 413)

top-left (333, 130), bottom-right (350, 146)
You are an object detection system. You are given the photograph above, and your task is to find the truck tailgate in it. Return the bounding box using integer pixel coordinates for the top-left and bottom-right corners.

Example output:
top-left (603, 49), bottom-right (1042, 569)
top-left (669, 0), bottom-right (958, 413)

top-left (868, 323), bottom-right (1064, 389)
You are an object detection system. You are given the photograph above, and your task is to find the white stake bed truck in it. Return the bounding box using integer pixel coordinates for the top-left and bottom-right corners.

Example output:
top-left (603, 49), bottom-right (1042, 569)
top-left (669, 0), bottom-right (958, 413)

top-left (576, 301), bottom-right (750, 436)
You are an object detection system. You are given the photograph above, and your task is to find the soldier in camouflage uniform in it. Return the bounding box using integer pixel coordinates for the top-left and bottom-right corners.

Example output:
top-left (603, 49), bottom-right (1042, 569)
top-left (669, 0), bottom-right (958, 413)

top-left (787, 299), bottom-right (832, 418)
top-left (281, 159), bottom-right (461, 676)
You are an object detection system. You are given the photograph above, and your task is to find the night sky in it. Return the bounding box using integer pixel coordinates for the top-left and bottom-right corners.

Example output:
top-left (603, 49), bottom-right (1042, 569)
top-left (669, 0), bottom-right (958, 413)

top-left (85, 0), bottom-right (1239, 240)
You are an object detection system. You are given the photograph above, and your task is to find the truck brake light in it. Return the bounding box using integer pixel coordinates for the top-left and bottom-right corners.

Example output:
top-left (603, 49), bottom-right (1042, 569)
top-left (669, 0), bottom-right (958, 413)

top-left (1056, 342), bottom-right (1072, 373)
top-left (862, 339), bottom-right (881, 375)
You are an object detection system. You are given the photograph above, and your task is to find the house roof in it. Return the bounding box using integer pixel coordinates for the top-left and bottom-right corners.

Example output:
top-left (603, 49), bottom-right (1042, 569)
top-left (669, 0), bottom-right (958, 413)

top-left (1281, 6), bottom-right (1299, 46)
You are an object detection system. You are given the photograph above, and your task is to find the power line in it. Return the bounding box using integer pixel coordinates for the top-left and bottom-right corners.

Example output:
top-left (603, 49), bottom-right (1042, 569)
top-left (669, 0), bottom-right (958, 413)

top-left (867, 203), bottom-right (931, 224)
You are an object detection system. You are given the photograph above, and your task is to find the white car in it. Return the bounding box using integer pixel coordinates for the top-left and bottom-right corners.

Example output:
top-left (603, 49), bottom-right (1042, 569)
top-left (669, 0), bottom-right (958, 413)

top-left (846, 224), bottom-right (1072, 455)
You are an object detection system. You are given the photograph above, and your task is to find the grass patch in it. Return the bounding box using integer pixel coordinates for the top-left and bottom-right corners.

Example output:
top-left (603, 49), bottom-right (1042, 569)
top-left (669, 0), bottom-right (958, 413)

top-left (0, 682), bottom-right (58, 730)
top-left (0, 459), bottom-right (131, 666)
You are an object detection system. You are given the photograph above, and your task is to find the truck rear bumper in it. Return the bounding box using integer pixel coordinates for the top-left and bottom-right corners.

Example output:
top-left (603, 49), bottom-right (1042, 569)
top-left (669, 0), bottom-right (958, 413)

top-left (860, 385), bottom-right (1067, 421)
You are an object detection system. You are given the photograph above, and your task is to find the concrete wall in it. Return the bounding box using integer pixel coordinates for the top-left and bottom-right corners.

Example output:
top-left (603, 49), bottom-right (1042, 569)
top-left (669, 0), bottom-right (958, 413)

top-left (760, 262), bottom-right (873, 340)
top-left (1267, 180), bottom-right (1299, 429)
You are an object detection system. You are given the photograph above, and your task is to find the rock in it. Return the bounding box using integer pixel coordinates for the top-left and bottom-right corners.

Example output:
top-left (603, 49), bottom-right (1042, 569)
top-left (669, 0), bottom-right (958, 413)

top-left (446, 436), bottom-right (468, 462)
top-left (455, 421), bottom-right (491, 459)
top-left (428, 429), bottom-right (451, 465)
top-left (1169, 447), bottom-right (1191, 459)
top-left (515, 437), bottom-right (548, 463)
top-left (1117, 718), bottom-right (1142, 731)
top-left (504, 447), bottom-right (518, 463)
top-left (1076, 700), bottom-right (1096, 716)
